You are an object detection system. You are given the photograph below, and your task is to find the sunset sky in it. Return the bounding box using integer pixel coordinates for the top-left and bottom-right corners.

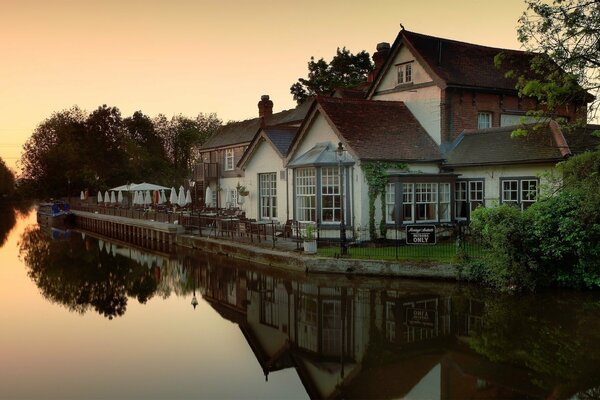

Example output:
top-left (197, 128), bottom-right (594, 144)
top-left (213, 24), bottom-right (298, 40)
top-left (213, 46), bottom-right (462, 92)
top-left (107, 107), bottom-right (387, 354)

top-left (0, 0), bottom-right (528, 173)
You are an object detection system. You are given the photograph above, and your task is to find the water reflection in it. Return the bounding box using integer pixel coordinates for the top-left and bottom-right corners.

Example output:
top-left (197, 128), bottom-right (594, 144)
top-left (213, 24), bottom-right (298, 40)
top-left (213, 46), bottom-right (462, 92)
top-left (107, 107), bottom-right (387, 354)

top-left (20, 225), bottom-right (159, 319)
top-left (20, 226), bottom-right (600, 398)
top-left (0, 206), bottom-right (17, 247)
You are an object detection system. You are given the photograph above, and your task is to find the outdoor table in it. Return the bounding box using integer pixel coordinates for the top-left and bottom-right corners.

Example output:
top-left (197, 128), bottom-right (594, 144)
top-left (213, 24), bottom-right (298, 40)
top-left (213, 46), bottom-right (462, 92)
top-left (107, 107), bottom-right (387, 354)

top-left (250, 221), bottom-right (270, 242)
top-left (217, 217), bottom-right (239, 238)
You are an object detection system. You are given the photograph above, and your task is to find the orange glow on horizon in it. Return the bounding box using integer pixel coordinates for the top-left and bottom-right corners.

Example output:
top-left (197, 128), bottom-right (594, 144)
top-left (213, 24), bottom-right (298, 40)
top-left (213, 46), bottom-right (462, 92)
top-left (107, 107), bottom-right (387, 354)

top-left (0, 0), bottom-right (527, 173)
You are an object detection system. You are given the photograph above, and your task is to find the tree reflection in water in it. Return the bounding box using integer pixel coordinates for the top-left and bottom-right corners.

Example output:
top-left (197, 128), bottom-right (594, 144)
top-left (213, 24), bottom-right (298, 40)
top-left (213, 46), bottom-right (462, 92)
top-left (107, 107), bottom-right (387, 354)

top-left (18, 224), bottom-right (600, 397)
top-left (20, 226), bottom-right (158, 319)
top-left (0, 206), bottom-right (17, 247)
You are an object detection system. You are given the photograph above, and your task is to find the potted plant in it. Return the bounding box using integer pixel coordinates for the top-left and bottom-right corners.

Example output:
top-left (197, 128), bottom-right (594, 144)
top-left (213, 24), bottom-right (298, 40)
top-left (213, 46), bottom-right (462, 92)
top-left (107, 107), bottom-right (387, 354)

top-left (236, 182), bottom-right (249, 204)
top-left (303, 223), bottom-right (317, 254)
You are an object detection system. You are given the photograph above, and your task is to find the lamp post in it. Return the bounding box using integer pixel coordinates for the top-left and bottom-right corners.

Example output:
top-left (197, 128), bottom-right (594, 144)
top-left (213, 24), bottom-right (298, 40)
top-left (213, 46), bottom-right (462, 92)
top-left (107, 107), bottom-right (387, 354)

top-left (336, 142), bottom-right (348, 256)
top-left (190, 180), bottom-right (196, 214)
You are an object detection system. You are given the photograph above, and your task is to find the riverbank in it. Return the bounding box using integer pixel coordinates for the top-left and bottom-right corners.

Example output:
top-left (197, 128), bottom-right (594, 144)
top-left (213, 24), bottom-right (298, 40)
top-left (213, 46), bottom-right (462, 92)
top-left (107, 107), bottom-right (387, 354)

top-left (177, 234), bottom-right (458, 280)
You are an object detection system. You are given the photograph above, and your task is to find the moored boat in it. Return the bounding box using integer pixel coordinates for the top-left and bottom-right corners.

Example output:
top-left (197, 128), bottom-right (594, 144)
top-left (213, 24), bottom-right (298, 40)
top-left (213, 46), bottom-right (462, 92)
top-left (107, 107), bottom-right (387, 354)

top-left (37, 201), bottom-right (75, 228)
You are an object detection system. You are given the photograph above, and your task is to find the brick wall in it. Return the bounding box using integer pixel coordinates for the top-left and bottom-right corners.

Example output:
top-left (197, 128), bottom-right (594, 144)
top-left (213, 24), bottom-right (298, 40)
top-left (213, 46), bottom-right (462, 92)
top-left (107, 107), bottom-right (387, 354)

top-left (441, 88), bottom-right (586, 142)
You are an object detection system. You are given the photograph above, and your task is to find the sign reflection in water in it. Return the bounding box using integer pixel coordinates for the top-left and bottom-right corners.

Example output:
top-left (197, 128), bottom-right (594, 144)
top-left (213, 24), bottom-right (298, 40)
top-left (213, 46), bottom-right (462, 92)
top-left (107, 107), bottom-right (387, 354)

top-left (17, 220), bottom-right (600, 399)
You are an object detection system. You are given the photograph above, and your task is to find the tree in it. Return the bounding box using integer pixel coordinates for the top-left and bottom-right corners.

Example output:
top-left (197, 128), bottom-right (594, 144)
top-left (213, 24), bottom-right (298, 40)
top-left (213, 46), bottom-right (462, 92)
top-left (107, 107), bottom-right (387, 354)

top-left (155, 112), bottom-right (221, 178)
top-left (0, 157), bottom-right (15, 199)
top-left (290, 47), bottom-right (373, 104)
top-left (513, 0), bottom-right (600, 123)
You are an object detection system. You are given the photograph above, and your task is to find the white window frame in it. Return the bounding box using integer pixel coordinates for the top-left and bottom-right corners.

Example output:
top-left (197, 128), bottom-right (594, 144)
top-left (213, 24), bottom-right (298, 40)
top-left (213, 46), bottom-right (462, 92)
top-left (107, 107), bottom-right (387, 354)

top-left (259, 173), bottom-right (277, 219)
top-left (397, 62), bottom-right (414, 85)
top-left (501, 178), bottom-right (538, 210)
top-left (477, 112), bottom-right (492, 129)
top-left (296, 168), bottom-right (316, 222)
top-left (386, 183), bottom-right (395, 223)
top-left (224, 148), bottom-right (234, 171)
top-left (402, 183), bottom-right (414, 223)
top-left (321, 167), bottom-right (341, 223)
top-left (415, 183), bottom-right (438, 222)
top-left (439, 183), bottom-right (451, 222)
top-left (455, 180), bottom-right (485, 220)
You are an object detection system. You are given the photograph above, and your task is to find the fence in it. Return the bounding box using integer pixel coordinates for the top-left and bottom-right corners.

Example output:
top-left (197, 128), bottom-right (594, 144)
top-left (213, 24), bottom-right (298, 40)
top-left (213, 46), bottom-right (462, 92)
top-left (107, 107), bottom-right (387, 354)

top-left (315, 223), bottom-right (484, 261)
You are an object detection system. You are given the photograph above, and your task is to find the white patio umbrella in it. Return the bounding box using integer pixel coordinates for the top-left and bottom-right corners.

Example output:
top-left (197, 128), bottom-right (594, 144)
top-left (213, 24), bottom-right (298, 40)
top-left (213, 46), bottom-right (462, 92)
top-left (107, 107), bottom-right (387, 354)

top-left (145, 190), bottom-right (152, 205)
top-left (110, 191), bottom-right (116, 204)
top-left (80, 191), bottom-right (85, 200)
top-left (104, 191), bottom-right (110, 204)
top-left (177, 186), bottom-right (186, 207)
top-left (117, 190), bottom-right (123, 204)
top-left (159, 190), bottom-right (166, 205)
top-left (97, 191), bottom-right (103, 203)
top-left (205, 186), bottom-right (213, 207)
top-left (169, 187), bottom-right (177, 205)
top-left (185, 189), bottom-right (192, 206)
top-left (132, 191), bottom-right (138, 205)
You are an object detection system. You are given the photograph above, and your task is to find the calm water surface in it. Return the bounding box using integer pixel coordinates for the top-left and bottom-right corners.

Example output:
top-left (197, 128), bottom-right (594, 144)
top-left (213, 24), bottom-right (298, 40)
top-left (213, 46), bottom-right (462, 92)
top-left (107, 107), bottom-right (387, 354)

top-left (1, 207), bottom-right (599, 399)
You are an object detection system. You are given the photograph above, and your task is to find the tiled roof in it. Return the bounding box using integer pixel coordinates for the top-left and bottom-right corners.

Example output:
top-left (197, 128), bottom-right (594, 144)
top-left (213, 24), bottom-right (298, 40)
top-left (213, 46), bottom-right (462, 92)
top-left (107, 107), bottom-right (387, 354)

top-left (263, 126), bottom-right (297, 157)
top-left (201, 99), bottom-right (313, 150)
top-left (402, 30), bottom-right (531, 91)
top-left (445, 123), bottom-right (567, 166)
top-left (562, 124), bottom-right (600, 155)
top-left (316, 97), bottom-right (442, 161)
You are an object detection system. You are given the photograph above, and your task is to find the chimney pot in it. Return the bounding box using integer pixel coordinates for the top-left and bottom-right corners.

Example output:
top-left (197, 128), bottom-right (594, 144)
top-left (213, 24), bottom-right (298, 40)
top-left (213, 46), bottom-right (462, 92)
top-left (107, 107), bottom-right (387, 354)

top-left (369, 42), bottom-right (391, 82)
top-left (258, 94), bottom-right (274, 123)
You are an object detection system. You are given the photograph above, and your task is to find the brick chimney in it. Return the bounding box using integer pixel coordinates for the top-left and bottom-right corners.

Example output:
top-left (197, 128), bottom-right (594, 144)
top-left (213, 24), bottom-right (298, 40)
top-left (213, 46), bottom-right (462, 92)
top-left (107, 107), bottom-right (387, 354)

top-left (258, 95), bottom-right (273, 124)
top-left (368, 42), bottom-right (391, 82)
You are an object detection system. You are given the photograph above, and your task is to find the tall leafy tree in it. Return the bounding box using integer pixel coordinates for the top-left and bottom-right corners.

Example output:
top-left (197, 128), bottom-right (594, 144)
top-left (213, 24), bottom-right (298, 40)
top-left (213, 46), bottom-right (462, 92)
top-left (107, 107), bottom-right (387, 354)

top-left (155, 113), bottom-right (221, 178)
top-left (290, 47), bottom-right (373, 104)
top-left (123, 111), bottom-right (171, 184)
top-left (0, 157), bottom-right (16, 199)
top-left (512, 0), bottom-right (600, 123)
top-left (20, 107), bottom-right (87, 198)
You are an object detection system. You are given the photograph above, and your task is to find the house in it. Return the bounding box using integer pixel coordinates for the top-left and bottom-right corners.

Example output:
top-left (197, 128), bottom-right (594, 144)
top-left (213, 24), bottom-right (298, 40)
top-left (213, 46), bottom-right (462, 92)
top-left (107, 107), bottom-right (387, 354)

top-left (195, 96), bottom-right (312, 211)
top-left (195, 28), bottom-right (596, 239)
top-left (366, 29), bottom-right (588, 146)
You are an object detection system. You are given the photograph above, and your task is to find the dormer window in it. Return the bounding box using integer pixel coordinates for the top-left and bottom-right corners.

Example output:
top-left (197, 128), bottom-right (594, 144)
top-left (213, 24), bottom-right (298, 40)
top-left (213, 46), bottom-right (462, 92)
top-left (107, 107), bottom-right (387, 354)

top-left (225, 148), bottom-right (234, 171)
top-left (477, 112), bottom-right (492, 129)
top-left (397, 62), bottom-right (413, 85)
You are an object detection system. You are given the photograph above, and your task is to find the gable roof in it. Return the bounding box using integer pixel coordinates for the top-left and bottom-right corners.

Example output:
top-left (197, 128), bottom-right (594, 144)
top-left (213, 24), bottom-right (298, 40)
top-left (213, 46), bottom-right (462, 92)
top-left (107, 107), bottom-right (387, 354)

top-left (237, 125), bottom-right (298, 169)
top-left (368, 30), bottom-right (535, 97)
top-left (201, 99), bottom-right (313, 150)
top-left (443, 121), bottom-right (600, 167)
top-left (290, 96), bottom-right (442, 162)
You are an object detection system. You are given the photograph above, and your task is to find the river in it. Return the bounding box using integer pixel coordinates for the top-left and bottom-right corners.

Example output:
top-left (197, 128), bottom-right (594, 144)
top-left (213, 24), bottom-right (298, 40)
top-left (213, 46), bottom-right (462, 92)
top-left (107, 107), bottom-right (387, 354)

top-left (1, 206), bottom-right (599, 399)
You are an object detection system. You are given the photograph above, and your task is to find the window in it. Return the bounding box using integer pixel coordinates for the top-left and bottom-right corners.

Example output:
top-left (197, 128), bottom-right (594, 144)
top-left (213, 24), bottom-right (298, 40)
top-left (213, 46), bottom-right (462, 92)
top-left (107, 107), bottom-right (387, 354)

top-left (296, 168), bottom-right (316, 222)
top-left (386, 183), bottom-right (395, 223)
top-left (502, 178), bottom-right (538, 210)
top-left (439, 183), bottom-right (451, 221)
top-left (259, 173), bottom-right (277, 219)
top-left (455, 180), bottom-right (485, 219)
top-left (521, 179), bottom-right (538, 209)
top-left (228, 189), bottom-right (238, 208)
top-left (321, 167), bottom-right (341, 223)
top-left (477, 112), bottom-right (492, 129)
top-left (402, 183), bottom-right (414, 222)
top-left (225, 149), bottom-right (234, 171)
top-left (397, 62), bottom-right (413, 84)
top-left (415, 183), bottom-right (437, 222)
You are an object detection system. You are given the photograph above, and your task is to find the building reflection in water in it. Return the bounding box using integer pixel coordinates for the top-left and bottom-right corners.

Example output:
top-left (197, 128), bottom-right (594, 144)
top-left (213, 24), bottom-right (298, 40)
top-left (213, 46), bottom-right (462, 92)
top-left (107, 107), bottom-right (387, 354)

top-left (22, 227), bottom-right (600, 399)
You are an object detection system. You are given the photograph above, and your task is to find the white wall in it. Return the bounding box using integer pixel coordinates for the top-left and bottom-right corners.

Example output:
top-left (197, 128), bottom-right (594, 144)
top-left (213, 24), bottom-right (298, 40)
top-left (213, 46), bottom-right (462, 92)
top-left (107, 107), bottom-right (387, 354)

top-left (240, 138), bottom-right (287, 223)
top-left (453, 163), bottom-right (559, 205)
top-left (371, 45), bottom-right (443, 144)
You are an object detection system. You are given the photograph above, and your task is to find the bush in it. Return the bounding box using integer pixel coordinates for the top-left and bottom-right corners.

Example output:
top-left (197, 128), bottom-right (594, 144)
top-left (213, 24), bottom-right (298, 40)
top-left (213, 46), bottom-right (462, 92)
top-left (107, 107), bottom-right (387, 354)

top-left (466, 190), bottom-right (600, 291)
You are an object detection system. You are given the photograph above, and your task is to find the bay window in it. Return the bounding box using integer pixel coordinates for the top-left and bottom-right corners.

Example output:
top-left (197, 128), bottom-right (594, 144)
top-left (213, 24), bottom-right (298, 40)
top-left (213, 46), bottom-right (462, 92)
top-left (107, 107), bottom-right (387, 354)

top-left (386, 183), bottom-right (395, 223)
top-left (321, 167), bottom-right (341, 223)
top-left (296, 168), bottom-right (316, 222)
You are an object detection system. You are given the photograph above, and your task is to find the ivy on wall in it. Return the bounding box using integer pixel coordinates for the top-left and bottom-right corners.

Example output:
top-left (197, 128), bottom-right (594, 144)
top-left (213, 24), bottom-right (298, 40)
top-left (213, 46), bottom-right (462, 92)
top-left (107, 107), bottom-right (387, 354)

top-left (360, 161), bottom-right (407, 239)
